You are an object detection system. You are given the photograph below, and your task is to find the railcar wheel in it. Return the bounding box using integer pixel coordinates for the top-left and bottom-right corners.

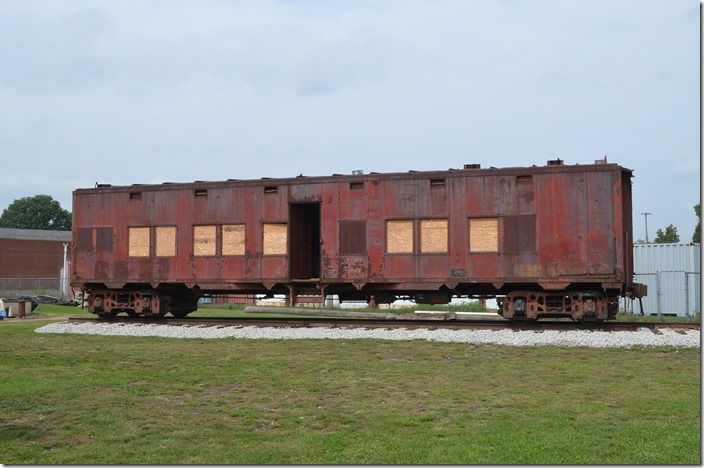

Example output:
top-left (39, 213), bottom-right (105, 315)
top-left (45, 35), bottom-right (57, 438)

top-left (170, 310), bottom-right (190, 318)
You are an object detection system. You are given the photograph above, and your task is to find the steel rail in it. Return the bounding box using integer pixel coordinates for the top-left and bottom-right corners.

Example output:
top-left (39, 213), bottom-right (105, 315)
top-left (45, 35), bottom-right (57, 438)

top-left (67, 316), bottom-right (700, 333)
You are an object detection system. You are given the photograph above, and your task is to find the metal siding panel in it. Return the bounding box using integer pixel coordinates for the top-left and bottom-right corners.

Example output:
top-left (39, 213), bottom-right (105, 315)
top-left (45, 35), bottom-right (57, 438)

top-left (338, 256), bottom-right (369, 280)
top-left (262, 186), bottom-right (287, 222)
top-left (449, 176), bottom-right (467, 272)
top-left (423, 182), bottom-right (449, 217)
top-left (467, 175), bottom-right (526, 217)
top-left (507, 253), bottom-right (540, 278)
top-left (245, 186), bottom-right (262, 279)
top-left (383, 255), bottom-right (415, 280)
top-left (466, 177), bottom-right (494, 216)
top-left (289, 182), bottom-right (322, 202)
top-left (516, 175), bottom-right (535, 215)
top-left (175, 191), bottom-right (193, 280)
top-left (418, 255), bottom-right (449, 279)
top-left (321, 185), bottom-right (339, 280)
top-left (261, 256), bottom-right (287, 280)
top-left (535, 172), bottom-right (588, 276)
top-left (467, 253), bottom-right (502, 279)
top-left (221, 256), bottom-right (246, 280)
top-left (231, 187), bottom-right (248, 221)
top-left (366, 180), bottom-right (385, 278)
top-left (587, 172), bottom-right (615, 274)
top-left (154, 257), bottom-right (172, 281)
top-left (383, 179), bottom-right (418, 218)
top-left (338, 183), bottom-right (366, 219)
top-left (633, 243), bottom-right (701, 316)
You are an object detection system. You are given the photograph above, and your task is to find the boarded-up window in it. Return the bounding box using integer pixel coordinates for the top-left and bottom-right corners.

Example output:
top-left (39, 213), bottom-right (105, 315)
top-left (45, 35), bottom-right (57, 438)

top-left (96, 227), bottom-right (114, 252)
top-left (77, 228), bottom-right (93, 252)
top-left (194, 225), bottom-right (216, 256)
top-left (339, 220), bottom-right (367, 255)
top-left (503, 215), bottom-right (536, 253)
top-left (223, 224), bottom-right (245, 256)
top-left (386, 220), bottom-right (414, 254)
top-left (263, 223), bottom-right (287, 255)
top-left (129, 227), bottom-right (150, 257)
top-left (421, 219), bottom-right (448, 253)
top-left (469, 218), bottom-right (499, 252)
top-left (156, 226), bottom-right (177, 257)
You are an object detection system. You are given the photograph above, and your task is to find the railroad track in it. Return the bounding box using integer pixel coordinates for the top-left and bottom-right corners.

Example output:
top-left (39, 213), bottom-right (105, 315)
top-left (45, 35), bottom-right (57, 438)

top-left (67, 315), bottom-right (700, 333)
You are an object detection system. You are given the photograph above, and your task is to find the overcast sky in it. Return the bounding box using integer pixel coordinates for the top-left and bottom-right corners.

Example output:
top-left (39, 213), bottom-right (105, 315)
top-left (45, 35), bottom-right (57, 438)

top-left (0, 0), bottom-right (699, 242)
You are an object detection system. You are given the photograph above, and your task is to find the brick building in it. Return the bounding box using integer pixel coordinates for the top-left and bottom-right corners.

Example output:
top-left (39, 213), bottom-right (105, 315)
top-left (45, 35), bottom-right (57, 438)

top-left (0, 228), bottom-right (72, 296)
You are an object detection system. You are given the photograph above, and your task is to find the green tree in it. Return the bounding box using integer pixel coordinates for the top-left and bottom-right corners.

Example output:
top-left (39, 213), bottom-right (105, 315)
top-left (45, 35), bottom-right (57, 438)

top-left (654, 224), bottom-right (680, 244)
top-left (693, 203), bottom-right (701, 243)
top-left (0, 195), bottom-right (72, 231)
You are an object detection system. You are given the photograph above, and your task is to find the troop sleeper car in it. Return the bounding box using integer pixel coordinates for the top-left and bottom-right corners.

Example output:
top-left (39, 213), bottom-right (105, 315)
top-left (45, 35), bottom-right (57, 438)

top-left (71, 158), bottom-right (646, 321)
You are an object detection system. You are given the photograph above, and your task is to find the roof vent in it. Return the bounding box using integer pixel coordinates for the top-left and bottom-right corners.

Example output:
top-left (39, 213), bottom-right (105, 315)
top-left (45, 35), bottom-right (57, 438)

top-left (352, 169), bottom-right (363, 175)
top-left (547, 159), bottom-right (564, 166)
top-left (594, 155), bottom-right (608, 164)
top-left (463, 164), bottom-right (481, 170)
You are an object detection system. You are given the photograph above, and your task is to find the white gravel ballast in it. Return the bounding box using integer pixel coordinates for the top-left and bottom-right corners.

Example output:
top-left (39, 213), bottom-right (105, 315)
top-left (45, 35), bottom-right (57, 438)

top-left (35, 321), bottom-right (700, 348)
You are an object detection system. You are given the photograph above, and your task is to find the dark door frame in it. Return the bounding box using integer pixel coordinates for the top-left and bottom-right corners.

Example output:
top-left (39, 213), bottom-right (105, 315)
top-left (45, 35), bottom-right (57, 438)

top-left (288, 202), bottom-right (321, 280)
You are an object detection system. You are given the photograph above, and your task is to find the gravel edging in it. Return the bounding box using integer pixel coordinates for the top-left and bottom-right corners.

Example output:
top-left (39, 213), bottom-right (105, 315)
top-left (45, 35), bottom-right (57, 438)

top-left (35, 321), bottom-right (701, 348)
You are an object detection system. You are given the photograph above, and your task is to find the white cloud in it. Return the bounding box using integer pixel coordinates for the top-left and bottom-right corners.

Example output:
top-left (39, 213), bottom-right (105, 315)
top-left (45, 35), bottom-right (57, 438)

top-left (0, 0), bottom-right (697, 239)
top-left (673, 161), bottom-right (701, 176)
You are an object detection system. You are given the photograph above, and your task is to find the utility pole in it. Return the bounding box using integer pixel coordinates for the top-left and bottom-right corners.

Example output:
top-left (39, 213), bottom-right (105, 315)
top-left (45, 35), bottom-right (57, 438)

top-left (641, 212), bottom-right (652, 243)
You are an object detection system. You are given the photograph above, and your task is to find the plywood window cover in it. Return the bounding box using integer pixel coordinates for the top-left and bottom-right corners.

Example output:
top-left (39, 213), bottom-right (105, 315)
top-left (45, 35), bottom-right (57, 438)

top-left (387, 220), bottom-right (414, 254)
top-left (194, 225), bottom-right (217, 256)
top-left (421, 219), bottom-right (448, 253)
top-left (223, 224), bottom-right (246, 256)
top-left (128, 227), bottom-right (150, 257)
top-left (263, 223), bottom-right (287, 255)
top-left (156, 226), bottom-right (177, 257)
top-left (469, 218), bottom-right (499, 252)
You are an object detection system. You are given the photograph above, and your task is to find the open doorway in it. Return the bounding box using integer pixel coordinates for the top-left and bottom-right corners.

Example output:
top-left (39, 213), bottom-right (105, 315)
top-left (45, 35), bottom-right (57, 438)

top-left (289, 203), bottom-right (321, 279)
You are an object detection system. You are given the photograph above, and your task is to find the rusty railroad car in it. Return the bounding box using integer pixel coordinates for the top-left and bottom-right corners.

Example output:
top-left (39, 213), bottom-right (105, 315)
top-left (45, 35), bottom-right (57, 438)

top-left (71, 159), bottom-right (645, 321)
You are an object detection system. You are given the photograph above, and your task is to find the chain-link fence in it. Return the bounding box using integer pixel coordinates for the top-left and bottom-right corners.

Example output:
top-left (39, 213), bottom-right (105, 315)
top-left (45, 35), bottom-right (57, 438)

top-left (622, 271), bottom-right (701, 321)
top-left (0, 277), bottom-right (68, 299)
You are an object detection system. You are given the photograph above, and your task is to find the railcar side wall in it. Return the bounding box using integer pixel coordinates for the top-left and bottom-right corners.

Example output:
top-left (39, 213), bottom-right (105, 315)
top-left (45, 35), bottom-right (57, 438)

top-left (71, 164), bottom-right (634, 297)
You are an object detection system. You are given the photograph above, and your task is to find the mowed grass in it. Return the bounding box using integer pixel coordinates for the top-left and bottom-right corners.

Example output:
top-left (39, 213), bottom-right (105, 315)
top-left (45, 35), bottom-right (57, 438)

top-left (0, 307), bottom-right (700, 464)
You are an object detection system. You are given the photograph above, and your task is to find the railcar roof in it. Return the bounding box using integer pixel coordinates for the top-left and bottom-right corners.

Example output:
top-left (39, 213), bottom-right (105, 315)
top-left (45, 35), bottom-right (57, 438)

top-left (74, 160), bottom-right (632, 195)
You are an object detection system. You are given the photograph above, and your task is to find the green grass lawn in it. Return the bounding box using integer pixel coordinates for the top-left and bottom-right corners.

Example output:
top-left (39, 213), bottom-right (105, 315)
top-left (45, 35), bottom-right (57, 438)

top-left (0, 305), bottom-right (700, 464)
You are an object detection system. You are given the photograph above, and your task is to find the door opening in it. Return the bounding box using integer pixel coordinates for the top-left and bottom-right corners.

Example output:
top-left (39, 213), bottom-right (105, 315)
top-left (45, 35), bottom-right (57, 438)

top-left (289, 203), bottom-right (321, 279)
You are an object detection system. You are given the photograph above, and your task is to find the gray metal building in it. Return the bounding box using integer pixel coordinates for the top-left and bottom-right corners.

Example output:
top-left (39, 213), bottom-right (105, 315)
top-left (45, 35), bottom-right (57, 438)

top-left (628, 243), bottom-right (701, 318)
